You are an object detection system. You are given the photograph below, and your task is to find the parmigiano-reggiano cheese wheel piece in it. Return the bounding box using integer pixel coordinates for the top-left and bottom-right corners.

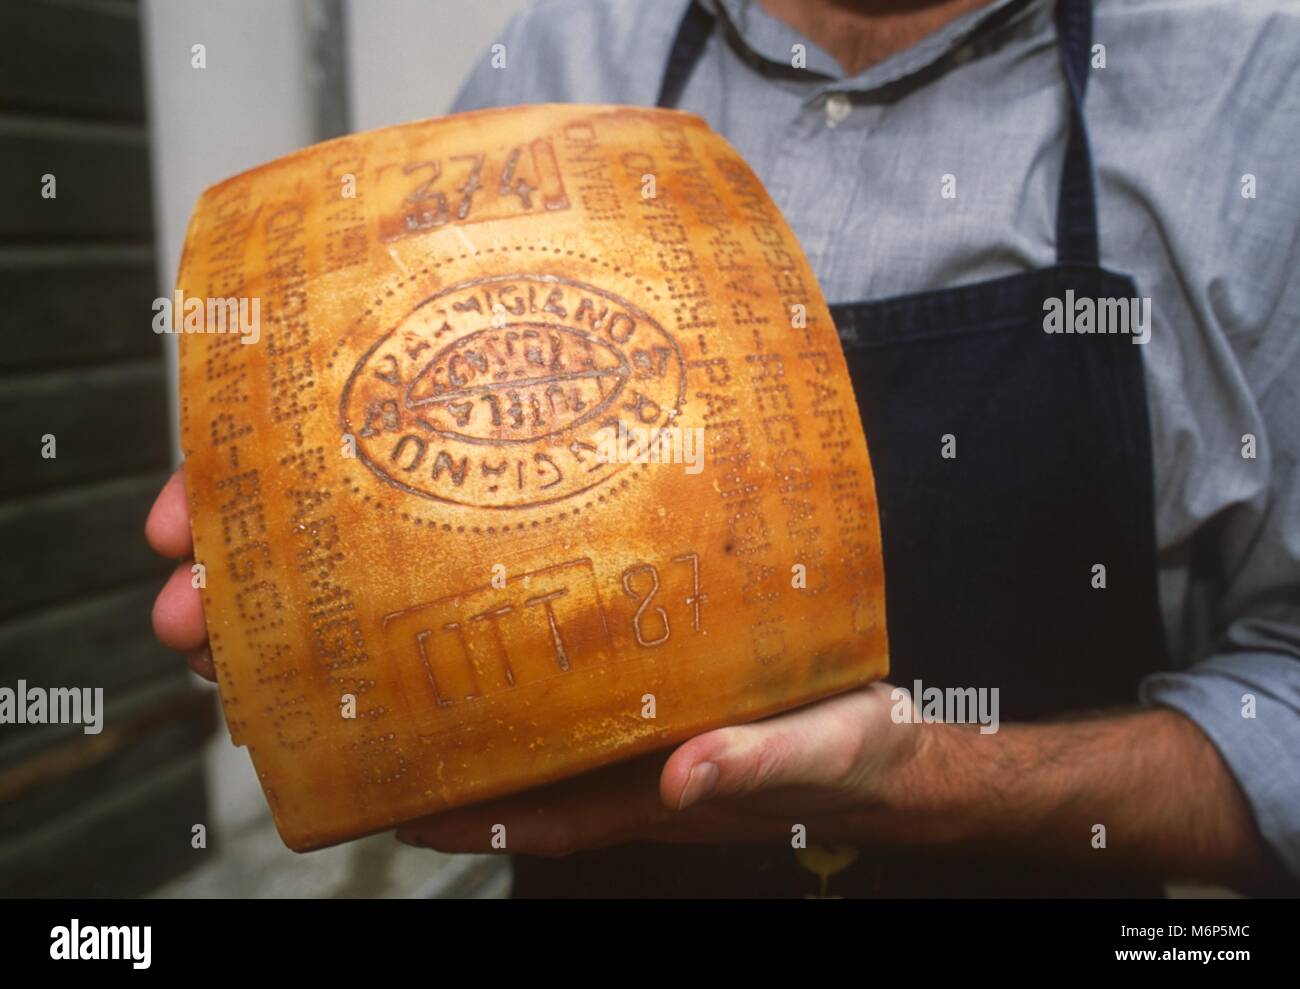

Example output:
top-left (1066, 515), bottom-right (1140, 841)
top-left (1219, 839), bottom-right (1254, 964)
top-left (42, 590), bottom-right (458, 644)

top-left (176, 104), bottom-right (889, 851)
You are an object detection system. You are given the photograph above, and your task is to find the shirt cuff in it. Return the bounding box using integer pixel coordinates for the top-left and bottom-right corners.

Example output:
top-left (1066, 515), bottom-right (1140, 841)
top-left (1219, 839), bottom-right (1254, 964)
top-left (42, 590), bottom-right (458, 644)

top-left (1139, 652), bottom-right (1300, 880)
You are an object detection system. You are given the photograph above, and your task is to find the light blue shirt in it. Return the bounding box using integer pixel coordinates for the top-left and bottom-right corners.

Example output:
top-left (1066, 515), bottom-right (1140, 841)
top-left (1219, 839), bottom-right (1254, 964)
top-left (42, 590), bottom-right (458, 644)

top-left (452, 0), bottom-right (1300, 878)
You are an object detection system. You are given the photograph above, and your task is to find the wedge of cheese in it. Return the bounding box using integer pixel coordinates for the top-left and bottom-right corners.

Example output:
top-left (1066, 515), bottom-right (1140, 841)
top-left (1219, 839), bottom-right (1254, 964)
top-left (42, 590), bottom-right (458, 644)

top-left (176, 103), bottom-right (888, 851)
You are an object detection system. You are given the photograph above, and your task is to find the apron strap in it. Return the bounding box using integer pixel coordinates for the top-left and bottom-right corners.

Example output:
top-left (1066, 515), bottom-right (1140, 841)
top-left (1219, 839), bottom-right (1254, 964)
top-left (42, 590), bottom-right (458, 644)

top-left (1053, 0), bottom-right (1101, 267)
top-left (657, 0), bottom-right (1102, 268)
top-left (656, 1), bottom-right (716, 109)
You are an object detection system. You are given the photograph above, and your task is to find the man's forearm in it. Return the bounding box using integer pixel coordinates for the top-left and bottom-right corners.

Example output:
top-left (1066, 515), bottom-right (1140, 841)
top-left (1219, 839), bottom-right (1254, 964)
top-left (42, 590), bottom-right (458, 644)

top-left (894, 707), bottom-right (1277, 887)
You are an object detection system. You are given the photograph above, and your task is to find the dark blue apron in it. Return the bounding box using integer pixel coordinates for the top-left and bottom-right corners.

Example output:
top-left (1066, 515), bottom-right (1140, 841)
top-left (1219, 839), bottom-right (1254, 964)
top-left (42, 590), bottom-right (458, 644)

top-left (512, 0), bottom-right (1171, 897)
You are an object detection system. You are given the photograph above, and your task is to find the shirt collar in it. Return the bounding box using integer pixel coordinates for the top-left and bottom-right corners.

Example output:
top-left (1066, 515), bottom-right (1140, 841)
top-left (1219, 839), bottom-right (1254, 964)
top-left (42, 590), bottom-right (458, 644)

top-left (700, 0), bottom-right (1045, 94)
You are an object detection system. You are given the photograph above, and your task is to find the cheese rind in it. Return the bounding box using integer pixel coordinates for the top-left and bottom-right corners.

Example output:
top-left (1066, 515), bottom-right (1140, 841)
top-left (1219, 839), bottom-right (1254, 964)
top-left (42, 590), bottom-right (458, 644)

top-left (177, 104), bottom-right (888, 851)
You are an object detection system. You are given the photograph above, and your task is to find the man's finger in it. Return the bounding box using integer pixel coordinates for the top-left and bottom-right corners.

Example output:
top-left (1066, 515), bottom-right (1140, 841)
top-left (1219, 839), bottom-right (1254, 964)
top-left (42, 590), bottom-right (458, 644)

top-left (145, 467), bottom-right (193, 558)
top-left (152, 561), bottom-right (208, 653)
top-left (187, 645), bottom-right (217, 683)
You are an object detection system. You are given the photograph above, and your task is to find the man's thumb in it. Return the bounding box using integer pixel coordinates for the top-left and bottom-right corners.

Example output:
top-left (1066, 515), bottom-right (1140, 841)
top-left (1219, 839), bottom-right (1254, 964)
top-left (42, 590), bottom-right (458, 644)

top-left (660, 690), bottom-right (880, 810)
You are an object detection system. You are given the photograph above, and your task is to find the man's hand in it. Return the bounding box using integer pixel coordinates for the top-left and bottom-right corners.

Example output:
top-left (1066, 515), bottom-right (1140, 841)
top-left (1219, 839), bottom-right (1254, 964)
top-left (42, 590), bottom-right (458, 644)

top-left (146, 466), bottom-right (216, 682)
top-left (396, 688), bottom-right (1276, 889)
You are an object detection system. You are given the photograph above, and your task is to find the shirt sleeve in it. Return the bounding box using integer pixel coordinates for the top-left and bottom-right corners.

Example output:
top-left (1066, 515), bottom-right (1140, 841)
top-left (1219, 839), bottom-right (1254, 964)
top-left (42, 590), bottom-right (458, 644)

top-left (1141, 652), bottom-right (1300, 879)
top-left (1138, 90), bottom-right (1300, 880)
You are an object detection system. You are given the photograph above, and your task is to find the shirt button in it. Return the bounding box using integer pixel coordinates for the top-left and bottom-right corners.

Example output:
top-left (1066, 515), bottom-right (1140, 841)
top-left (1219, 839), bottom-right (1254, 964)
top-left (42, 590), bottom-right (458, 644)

top-left (824, 92), bottom-right (852, 127)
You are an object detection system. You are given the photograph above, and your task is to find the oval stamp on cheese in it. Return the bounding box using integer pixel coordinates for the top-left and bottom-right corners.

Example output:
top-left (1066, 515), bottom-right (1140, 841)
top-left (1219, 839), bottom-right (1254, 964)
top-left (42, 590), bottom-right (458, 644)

top-left (342, 274), bottom-right (685, 508)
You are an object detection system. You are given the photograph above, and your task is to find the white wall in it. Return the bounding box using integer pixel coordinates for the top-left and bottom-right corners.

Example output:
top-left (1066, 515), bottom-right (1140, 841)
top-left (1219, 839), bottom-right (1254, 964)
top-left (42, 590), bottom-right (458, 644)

top-left (345, 0), bottom-right (525, 131)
